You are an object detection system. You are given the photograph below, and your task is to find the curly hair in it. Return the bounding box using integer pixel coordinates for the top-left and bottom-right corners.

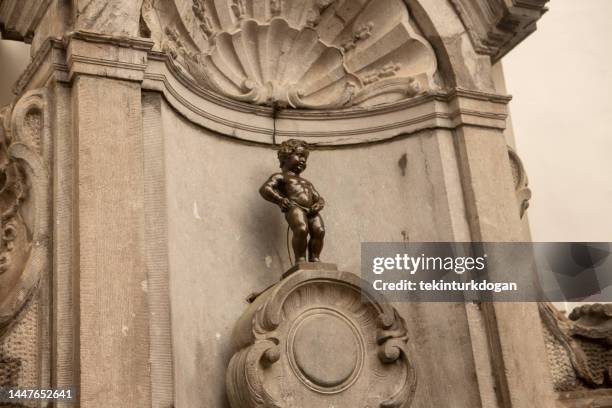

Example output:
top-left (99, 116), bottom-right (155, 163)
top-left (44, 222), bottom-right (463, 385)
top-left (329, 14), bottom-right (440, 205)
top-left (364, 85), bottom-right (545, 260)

top-left (277, 139), bottom-right (309, 168)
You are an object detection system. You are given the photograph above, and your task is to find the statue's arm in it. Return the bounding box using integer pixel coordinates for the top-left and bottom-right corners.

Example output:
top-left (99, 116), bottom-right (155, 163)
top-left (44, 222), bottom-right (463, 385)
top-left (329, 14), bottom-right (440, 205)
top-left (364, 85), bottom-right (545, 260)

top-left (259, 174), bottom-right (285, 206)
top-left (312, 185), bottom-right (325, 210)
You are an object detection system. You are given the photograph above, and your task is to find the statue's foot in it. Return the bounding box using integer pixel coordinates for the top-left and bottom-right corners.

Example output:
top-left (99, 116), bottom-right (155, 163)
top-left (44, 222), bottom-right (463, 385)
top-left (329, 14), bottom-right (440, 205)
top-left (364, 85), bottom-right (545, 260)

top-left (296, 257), bottom-right (307, 263)
top-left (310, 257), bottom-right (321, 263)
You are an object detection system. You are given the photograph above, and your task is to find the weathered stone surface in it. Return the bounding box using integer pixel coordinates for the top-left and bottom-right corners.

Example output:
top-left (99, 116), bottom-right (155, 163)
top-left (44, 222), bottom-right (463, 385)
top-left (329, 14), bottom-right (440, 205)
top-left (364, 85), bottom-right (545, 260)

top-left (455, 125), bottom-right (556, 407)
top-left (73, 76), bottom-right (151, 407)
top-left (541, 303), bottom-right (612, 392)
top-left (75, 0), bottom-right (144, 37)
top-left (558, 389), bottom-right (612, 408)
top-left (407, 0), bottom-right (497, 92)
top-left (0, 0), bottom-right (51, 42)
top-left (0, 89), bottom-right (51, 393)
top-left (49, 81), bottom-right (76, 408)
top-left (0, 90), bottom-right (50, 337)
top-left (449, 0), bottom-right (549, 61)
top-left (66, 31), bottom-right (153, 82)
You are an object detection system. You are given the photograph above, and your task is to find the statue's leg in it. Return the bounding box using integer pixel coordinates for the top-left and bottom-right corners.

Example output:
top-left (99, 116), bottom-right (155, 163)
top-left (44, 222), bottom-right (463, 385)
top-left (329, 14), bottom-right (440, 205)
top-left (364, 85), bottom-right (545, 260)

top-left (308, 215), bottom-right (325, 262)
top-left (286, 207), bottom-right (309, 263)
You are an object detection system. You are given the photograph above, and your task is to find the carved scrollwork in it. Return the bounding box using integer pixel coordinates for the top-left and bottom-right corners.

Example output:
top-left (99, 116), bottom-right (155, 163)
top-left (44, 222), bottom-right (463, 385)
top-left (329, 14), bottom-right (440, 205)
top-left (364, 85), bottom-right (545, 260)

top-left (227, 266), bottom-right (416, 408)
top-left (508, 146), bottom-right (531, 219)
top-left (141, 0), bottom-right (437, 109)
top-left (0, 90), bottom-right (50, 338)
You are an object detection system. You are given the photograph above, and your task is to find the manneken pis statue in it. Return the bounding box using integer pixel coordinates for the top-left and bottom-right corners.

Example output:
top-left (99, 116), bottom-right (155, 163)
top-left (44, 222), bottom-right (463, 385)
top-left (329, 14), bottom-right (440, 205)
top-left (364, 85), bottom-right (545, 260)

top-left (259, 139), bottom-right (325, 263)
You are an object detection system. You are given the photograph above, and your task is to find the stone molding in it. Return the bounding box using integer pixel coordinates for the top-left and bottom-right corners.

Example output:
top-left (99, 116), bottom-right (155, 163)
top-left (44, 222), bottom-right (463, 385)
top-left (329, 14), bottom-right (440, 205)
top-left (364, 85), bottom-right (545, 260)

top-left (13, 32), bottom-right (154, 96)
top-left (0, 0), bottom-right (52, 42)
top-left (227, 266), bottom-right (416, 408)
top-left (13, 31), bottom-right (512, 146)
top-left (449, 0), bottom-right (549, 61)
top-left (65, 31), bottom-right (154, 83)
top-left (144, 52), bottom-right (510, 144)
top-left (12, 37), bottom-right (68, 96)
top-left (558, 389), bottom-right (612, 408)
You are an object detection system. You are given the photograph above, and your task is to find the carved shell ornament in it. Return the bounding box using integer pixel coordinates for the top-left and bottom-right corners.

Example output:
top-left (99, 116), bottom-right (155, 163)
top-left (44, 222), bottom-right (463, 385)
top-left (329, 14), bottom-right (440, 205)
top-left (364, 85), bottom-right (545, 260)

top-left (143, 0), bottom-right (438, 109)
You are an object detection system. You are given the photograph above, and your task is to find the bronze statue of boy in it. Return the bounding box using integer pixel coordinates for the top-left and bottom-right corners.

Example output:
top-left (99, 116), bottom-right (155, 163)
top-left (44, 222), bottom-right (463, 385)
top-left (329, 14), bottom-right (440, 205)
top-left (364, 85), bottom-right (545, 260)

top-left (260, 139), bottom-right (325, 263)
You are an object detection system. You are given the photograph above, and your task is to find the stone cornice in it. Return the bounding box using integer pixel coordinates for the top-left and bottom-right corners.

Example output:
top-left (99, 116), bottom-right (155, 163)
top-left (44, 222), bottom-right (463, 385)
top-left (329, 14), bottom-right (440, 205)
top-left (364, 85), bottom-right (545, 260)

top-left (64, 31), bottom-right (154, 83)
top-left (13, 31), bottom-right (155, 94)
top-left (449, 0), bottom-right (549, 61)
top-left (144, 53), bottom-right (510, 145)
top-left (12, 31), bottom-right (512, 146)
top-left (13, 37), bottom-right (67, 95)
top-left (65, 30), bottom-right (155, 52)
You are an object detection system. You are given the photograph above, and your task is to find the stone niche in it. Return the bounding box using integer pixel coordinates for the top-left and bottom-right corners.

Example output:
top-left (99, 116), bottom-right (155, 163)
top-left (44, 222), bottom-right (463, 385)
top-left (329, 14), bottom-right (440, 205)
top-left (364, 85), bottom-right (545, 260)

top-left (159, 98), bottom-right (463, 407)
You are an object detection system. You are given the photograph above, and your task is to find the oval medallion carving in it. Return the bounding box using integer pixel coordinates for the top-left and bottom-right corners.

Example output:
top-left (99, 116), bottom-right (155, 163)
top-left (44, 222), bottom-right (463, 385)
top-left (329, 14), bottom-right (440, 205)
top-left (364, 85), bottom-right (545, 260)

top-left (289, 310), bottom-right (363, 392)
top-left (227, 266), bottom-right (417, 408)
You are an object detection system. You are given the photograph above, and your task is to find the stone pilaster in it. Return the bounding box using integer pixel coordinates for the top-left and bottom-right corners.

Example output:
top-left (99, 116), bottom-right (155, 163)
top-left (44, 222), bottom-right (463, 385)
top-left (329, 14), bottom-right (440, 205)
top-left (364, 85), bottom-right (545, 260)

top-left (455, 125), bottom-right (556, 407)
top-left (67, 32), bottom-right (153, 406)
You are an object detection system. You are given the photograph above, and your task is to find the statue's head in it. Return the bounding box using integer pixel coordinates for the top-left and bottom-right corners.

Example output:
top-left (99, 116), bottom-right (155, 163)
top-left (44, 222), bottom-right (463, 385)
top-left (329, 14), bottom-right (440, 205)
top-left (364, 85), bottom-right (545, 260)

top-left (278, 139), bottom-right (310, 174)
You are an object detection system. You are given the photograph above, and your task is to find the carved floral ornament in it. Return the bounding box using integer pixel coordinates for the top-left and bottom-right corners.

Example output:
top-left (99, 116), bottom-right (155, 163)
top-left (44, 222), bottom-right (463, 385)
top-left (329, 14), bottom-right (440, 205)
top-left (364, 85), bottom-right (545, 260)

top-left (141, 0), bottom-right (438, 109)
top-left (0, 91), bottom-right (49, 338)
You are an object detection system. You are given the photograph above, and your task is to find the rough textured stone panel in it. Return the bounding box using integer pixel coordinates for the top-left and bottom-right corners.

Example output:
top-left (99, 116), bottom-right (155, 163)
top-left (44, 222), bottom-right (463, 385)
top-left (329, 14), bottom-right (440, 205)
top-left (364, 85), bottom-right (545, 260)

top-left (73, 76), bottom-right (151, 408)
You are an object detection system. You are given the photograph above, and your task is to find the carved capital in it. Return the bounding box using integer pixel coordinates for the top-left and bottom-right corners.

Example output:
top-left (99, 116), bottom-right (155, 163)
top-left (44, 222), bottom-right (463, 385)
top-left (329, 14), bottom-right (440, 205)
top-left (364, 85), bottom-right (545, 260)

top-left (227, 265), bottom-right (416, 408)
top-left (450, 0), bottom-right (549, 61)
top-left (65, 31), bottom-right (154, 83)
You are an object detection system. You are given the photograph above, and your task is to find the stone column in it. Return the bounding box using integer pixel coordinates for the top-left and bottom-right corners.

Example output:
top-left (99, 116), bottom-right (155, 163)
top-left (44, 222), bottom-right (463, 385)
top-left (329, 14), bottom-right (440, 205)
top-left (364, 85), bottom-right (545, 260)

top-left (64, 28), bottom-right (153, 406)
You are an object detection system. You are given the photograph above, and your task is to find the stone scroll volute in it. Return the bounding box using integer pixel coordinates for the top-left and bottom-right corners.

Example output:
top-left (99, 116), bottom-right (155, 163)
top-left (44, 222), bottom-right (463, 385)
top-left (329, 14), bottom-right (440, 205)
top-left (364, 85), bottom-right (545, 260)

top-left (507, 147), bottom-right (531, 220)
top-left (226, 266), bottom-right (416, 408)
top-left (0, 89), bottom-right (50, 387)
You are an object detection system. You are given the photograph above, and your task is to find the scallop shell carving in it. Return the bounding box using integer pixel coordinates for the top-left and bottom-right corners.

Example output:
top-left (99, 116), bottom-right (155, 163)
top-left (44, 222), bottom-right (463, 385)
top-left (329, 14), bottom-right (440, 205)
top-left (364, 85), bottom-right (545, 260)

top-left (145, 0), bottom-right (438, 109)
